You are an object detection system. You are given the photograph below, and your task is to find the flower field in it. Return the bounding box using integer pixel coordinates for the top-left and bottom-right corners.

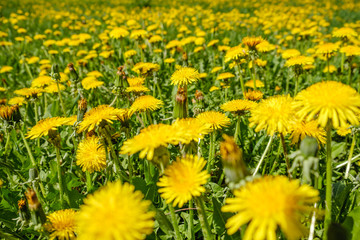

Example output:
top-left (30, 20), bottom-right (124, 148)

top-left (1, 0), bottom-right (360, 239)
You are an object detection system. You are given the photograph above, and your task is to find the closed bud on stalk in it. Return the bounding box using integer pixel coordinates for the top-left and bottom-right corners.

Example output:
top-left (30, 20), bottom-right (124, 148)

top-left (67, 63), bottom-right (79, 82)
top-left (152, 146), bottom-right (170, 173)
top-left (115, 66), bottom-right (128, 89)
top-left (173, 86), bottom-right (188, 119)
top-left (50, 64), bottom-right (60, 81)
top-left (77, 98), bottom-right (87, 122)
top-left (25, 189), bottom-right (46, 225)
top-left (192, 90), bottom-right (205, 116)
top-left (48, 129), bottom-right (61, 149)
top-left (300, 136), bottom-right (318, 158)
top-left (220, 135), bottom-right (248, 184)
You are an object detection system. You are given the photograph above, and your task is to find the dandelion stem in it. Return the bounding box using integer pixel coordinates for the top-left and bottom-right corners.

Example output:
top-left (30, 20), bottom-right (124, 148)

top-left (294, 75), bottom-right (299, 96)
top-left (234, 115), bottom-right (242, 145)
top-left (324, 121), bottom-right (333, 240)
top-left (56, 82), bottom-right (66, 115)
top-left (280, 133), bottom-right (291, 178)
top-left (189, 199), bottom-right (195, 240)
top-left (86, 171), bottom-right (92, 192)
top-left (345, 131), bottom-right (356, 179)
top-left (24, 63), bottom-right (34, 80)
top-left (253, 134), bottom-right (274, 176)
top-left (341, 53), bottom-right (345, 73)
top-left (55, 147), bottom-right (65, 208)
top-left (207, 131), bottom-right (216, 173)
top-left (252, 59), bottom-right (257, 91)
top-left (238, 70), bottom-right (245, 97)
top-left (195, 197), bottom-right (213, 240)
top-left (168, 204), bottom-right (182, 240)
top-left (326, 56), bottom-right (330, 80)
top-left (4, 129), bottom-right (11, 155)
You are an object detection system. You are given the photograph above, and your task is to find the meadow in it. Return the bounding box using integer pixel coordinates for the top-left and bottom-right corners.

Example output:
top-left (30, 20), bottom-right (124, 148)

top-left (1, 0), bottom-right (360, 239)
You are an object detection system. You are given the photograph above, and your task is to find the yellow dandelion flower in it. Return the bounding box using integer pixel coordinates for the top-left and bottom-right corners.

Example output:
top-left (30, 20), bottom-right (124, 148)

top-left (197, 111), bottom-right (230, 130)
top-left (130, 29), bottom-right (148, 39)
top-left (210, 86), bottom-right (220, 92)
top-left (289, 120), bottom-right (326, 145)
top-left (0, 105), bottom-right (18, 121)
top-left (249, 95), bottom-right (295, 135)
top-left (81, 77), bottom-right (104, 90)
top-left (222, 176), bottom-right (319, 239)
top-left (245, 80), bottom-right (264, 89)
top-left (157, 155), bottom-right (210, 207)
top-left (121, 124), bottom-right (173, 160)
top-left (336, 125), bottom-right (352, 136)
top-left (217, 72), bottom-right (235, 80)
top-left (170, 67), bottom-right (200, 86)
top-left (221, 99), bottom-right (257, 115)
top-left (332, 27), bottom-right (358, 39)
top-left (211, 66), bottom-right (223, 73)
top-left (225, 45), bottom-right (248, 62)
top-left (165, 40), bottom-right (181, 49)
top-left (78, 105), bottom-right (123, 133)
top-left (76, 136), bottom-right (106, 173)
top-left (126, 85), bottom-right (150, 93)
top-left (109, 27), bottom-right (129, 39)
top-left (149, 35), bottom-right (163, 43)
top-left (323, 65), bottom-right (337, 73)
top-left (132, 62), bottom-right (160, 76)
top-left (128, 95), bottom-right (163, 116)
top-left (207, 39), bottom-right (219, 47)
top-left (47, 209), bottom-right (77, 240)
top-left (14, 88), bottom-right (44, 98)
top-left (171, 118), bottom-right (211, 143)
top-left (87, 71), bottom-right (103, 78)
top-left (244, 90), bottom-right (263, 101)
top-left (45, 83), bottom-right (66, 93)
top-left (63, 115), bottom-right (77, 126)
top-left (0, 66), bottom-right (13, 73)
top-left (293, 81), bottom-right (360, 128)
top-left (315, 43), bottom-right (339, 55)
top-left (282, 49), bottom-right (301, 59)
top-left (27, 117), bottom-right (70, 139)
top-left (164, 58), bottom-right (175, 64)
top-left (256, 40), bottom-right (275, 52)
top-left (77, 181), bottom-right (155, 240)
top-left (0, 87), bottom-right (5, 91)
top-left (242, 36), bottom-right (264, 49)
top-left (8, 97), bottom-right (25, 106)
top-left (284, 56), bottom-right (314, 67)
top-left (340, 45), bottom-right (360, 57)
top-left (127, 77), bottom-right (145, 86)
top-left (124, 49), bottom-right (137, 58)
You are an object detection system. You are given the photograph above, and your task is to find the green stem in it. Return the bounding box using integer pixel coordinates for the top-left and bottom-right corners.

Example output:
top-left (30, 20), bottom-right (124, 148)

top-left (280, 133), bottom-right (291, 178)
top-left (326, 56), bottom-right (330, 80)
top-left (238, 70), bottom-right (245, 97)
top-left (56, 82), bottom-right (66, 115)
top-left (345, 132), bottom-right (356, 179)
top-left (195, 197), bottom-right (212, 240)
top-left (294, 75), bottom-right (299, 96)
top-left (4, 130), bottom-right (11, 155)
top-left (252, 59), bottom-right (257, 91)
top-left (341, 53), bottom-right (345, 73)
top-left (253, 134), bottom-right (274, 176)
top-left (234, 115), bottom-right (241, 145)
top-left (324, 121), bottom-right (332, 240)
top-left (169, 204), bottom-right (182, 240)
top-left (189, 199), bottom-right (194, 240)
top-left (55, 147), bottom-right (65, 208)
top-left (25, 63), bottom-right (34, 80)
top-left (207, 131), bottom-right (216, 173)
top-left (34, 101), bottom-right (40, 148)
top-left (285, 69), bottom-right (290, 95)
top-left (86, 171), bottom-right (92, 192)
top-left (347, 64), bottom-right (352, 86)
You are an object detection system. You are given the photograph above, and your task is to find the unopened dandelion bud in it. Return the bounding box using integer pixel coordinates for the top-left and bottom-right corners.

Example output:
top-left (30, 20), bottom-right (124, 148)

top-left (50, 64), bottom-right (60, 81)
top-left (152, 146), bottom-right (170, 171)
top-left (18, 198), bottom-right (30, 222)
top-left (173, 86), bottom-right (188, 119)
top-left (48, 129), bottom-right (61, 148)
top-left (67, 63), bottom-right (79, 82)
top-left (220, 135), bottom-right (248, 183)
top-left (300, 136), bottom-right (318, 158)
top-left (77, 98), bottom-right (87, 122)
top-left (25, 189), bottom-right (46, 224)
top-left (116, 66), bottom-right (128, 89)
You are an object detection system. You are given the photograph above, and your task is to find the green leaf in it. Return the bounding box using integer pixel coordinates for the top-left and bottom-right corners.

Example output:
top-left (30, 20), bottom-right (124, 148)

top-left (331, 142), bottom-right (346, 159)
top-left (342, 206), bottom-right (360, 240)
top-left (332, 181), bottom-right (352, 222)
top-left (212, 197), bottom-right (233, 236)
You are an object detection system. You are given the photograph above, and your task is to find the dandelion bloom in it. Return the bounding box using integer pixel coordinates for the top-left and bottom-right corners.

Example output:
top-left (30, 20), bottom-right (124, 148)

top-left (224, 45), bottom-right (248, 62)
top-left (332, 27), bottom-right (358, 38)
top-left (336, 125), bottom-right (352, 136)
top-left (293, 81), bottom-right (360, 128)
top-left (289, 120), bottom-right (326, 145)
top-left (284, 56), bottom-right (314, 67)
top-left (256, 41), bottom-right (275, 52)
top-left (244, 89), bottom-right (263, 101)
top-left (45, 83), bottom-right (66, 93)
top-left (14, 87), bottom-right (45, 98)
top-left (76, 136), bottom-right (106, 173)
top-left (81, 76), bottom-right (104, 90)
top-left (121, 124), bottom-right (174, 160)
top-left (244, 80), bottom-right (264, 88)
top-left (128, 95), bottom-right (163, 116)
top-left (8, 97), bottom-right (25, 106)
top-left (27, 117), bottom-right (70, 139)
top-left (78, 105), bottom-right (124, 133)
top-left (171, 118), bottom-right (211, 143)
top-left (242, 36), bottom-right (264, 49)
top-left (282, 49), bottom-right (301, 59)
top-left (157, 155), bottom-right (210, 207)
top-left (216, 72), bottom-right (235, 80)
top-left (109, 27), bottom-right (129, 39)
top-left (0, 66), bottom-right (13, 73)
top-left (249, 95), bottom-right (295, 135)
top-left (170, 67), bottom-right (200, 86)
top-left (221, 99), bottom-right (257, 115)
top-left (197, 111), bottom-right (230, 130)
top-left (77, 181), bottom-right (155, 240)
top-left (222, 176), bottom-right (319, 239)
top-left (315, 43), bottom-right (339, 56)
top-left (47, 209), bottom-right (77, 240)
top-left (340, 45), bottom-right (360, 57)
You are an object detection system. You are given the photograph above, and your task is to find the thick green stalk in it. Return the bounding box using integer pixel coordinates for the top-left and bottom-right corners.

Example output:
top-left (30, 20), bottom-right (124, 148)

top-left (195, 197), bottom-right (212, 240)
top-left (345, 132), bottom-right (356, 179)
top-left (234, 115), bottom-right (242, 145)
top-left (207, 131), bottom-right (216, 173)
top-left (189, 199), bottom-right (194, 240)
top-left (326, 57), bottom-right (330, 80)
top-left (341, 53), bottom-right (345, 73)
top-left (55, 147), bottom-right (65, 208)
top-left (56, 82), bottom-right (66, 115)
top-left (238, 70), bottom-right (245, 97)
top-left (252, 59), bottom-right (257, 91)
top-left (168, 204), bottom-right (182, 240)
top-left (324, 121), bottom-right (332, 240)
top-left (294, 75), bottom-right (299, 96)
top-left (86, 171), bottom-right (92, 192)
top-left (4, 130), bottom-right (11, 155)
top-left (280, 133), bottom-right (291, 178)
